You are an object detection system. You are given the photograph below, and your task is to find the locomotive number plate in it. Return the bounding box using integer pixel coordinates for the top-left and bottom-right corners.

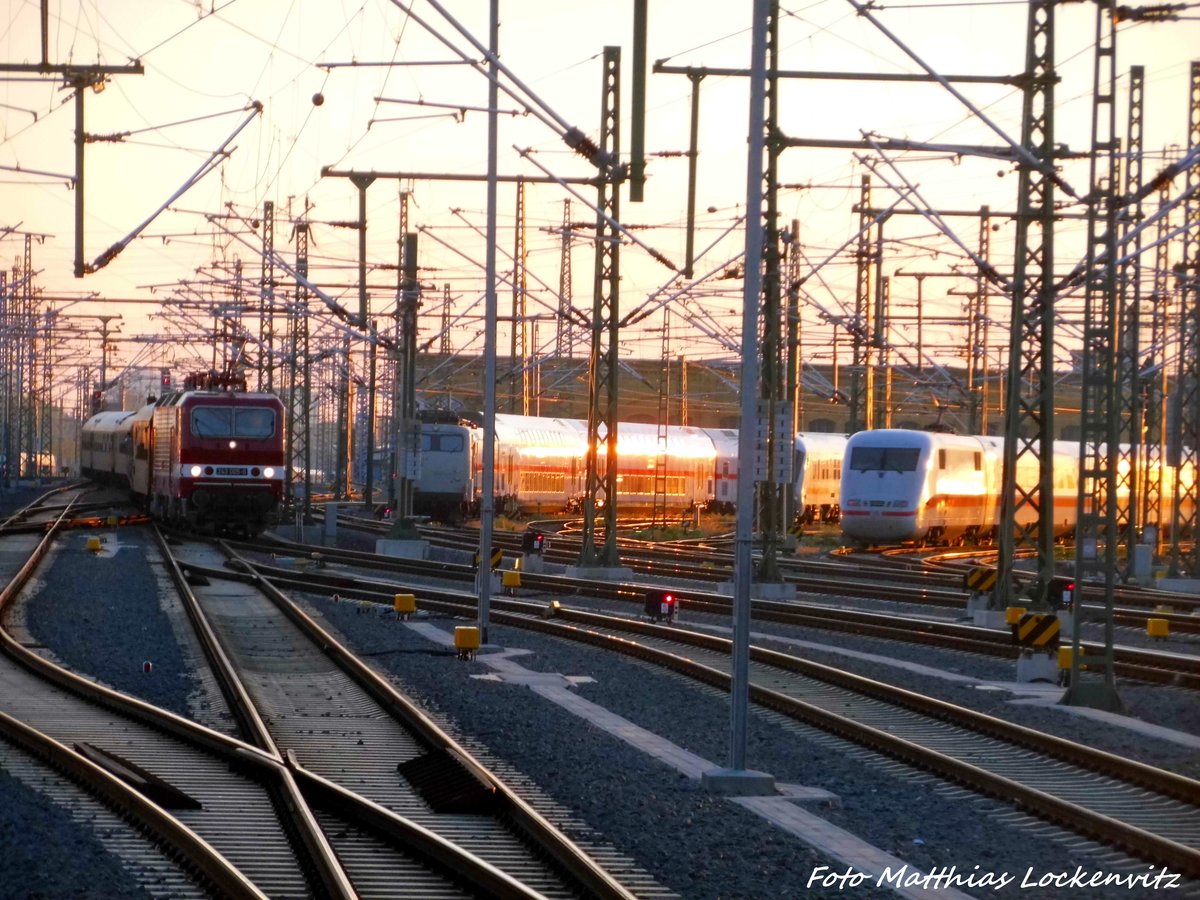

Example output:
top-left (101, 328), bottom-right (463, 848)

top-left (215, 466), bottom-right (248, 476)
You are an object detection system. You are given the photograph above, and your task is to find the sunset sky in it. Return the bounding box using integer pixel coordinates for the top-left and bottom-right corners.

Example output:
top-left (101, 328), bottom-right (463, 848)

top-left (3, 1), bottom-right (1199, 387)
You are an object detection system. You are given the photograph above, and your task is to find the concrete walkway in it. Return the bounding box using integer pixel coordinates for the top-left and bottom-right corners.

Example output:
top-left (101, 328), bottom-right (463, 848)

top-left (406, 622), bottom-right (975, 900)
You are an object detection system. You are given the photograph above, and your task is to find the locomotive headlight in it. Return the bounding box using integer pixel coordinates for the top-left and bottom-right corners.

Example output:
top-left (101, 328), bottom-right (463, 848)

top-left (229, 440), bottom-right (237, 449)
top-left (263, 467), bottom-right (276, 479)
top-left (189, 464), bottom-right (203, 477)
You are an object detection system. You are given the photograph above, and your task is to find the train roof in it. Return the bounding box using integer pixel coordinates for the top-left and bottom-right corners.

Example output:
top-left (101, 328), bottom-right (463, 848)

top-left (698, 426), bottom-right (740, 457)
top-left (796, 432), bottom-right (848, 451)
top-left (155, 389), bottom-right (284, 408)
top-left (616, 421), bottom-right (717, 459)
top-left (491, 414), bottom-right (718, 459)
top-left (845, 428), bottom-right (987, 449)
top-left (493, 414), bottom-right (587, 453)
top-left (82, 410), bottom-right (137, 432)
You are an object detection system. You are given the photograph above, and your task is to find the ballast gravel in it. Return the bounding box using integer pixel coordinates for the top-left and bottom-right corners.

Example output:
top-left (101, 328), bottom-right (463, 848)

top-left (1, 506), bottom-right (1198, 898)
top-left (0, 488), bottom-right (196, 898)
top-left (301, 594), bottom-right (1199, 900)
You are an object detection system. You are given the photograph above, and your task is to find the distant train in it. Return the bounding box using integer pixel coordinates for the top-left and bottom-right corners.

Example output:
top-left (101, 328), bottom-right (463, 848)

top-left (410, 411), bottom-right (848, 525)
top-left (81, 371), bottom-right (286, 534)
top-left (839, 428), bottom-right (1196, 546)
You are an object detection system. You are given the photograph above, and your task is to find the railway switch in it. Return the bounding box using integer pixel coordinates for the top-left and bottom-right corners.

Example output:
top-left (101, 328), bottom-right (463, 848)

top-left (502, 570), bottom-right (522, 596)
top-left (1146, 618), bottom-right (1169, 641)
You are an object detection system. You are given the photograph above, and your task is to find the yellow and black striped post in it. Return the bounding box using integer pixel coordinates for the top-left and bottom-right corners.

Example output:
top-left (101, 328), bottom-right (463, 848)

top-left (963, 566), bottom-right (997, 593)
top-left (473, 548), bottom-right (504, 572)
top-left (1013, 613), bottom-right (1060, 649)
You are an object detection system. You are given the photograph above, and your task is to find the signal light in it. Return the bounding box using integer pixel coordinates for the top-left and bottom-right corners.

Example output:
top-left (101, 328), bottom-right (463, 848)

top-left (521, 529), bottom-right (547, 554)
top-left (644, 589), bottom-right (677, 622)
top-left (1049, 575), bottom-right (1075, 609)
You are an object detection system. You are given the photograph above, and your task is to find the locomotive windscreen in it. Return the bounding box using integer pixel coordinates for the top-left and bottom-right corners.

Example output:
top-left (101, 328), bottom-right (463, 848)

top-left (849, 446), bottom-right (920, 472)
top-left (422, 432), bottom-right (465, 452)
top-left (191, 406), bottom-right (277, 439)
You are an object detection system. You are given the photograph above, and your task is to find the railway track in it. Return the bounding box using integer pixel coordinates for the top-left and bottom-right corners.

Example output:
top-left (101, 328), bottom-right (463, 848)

top-left (0, 490), bottom-right (276, 896)
top-left (0, 491), bottom-right (644, 898)
top-left (166, 531), bottom-right (645, 899)
top-left (198, 544), bottom-right (1200, 879)
top-left (362, 514), bottom-right (1200, 634)
top-left (233, 529), bottom-right (1200, 689)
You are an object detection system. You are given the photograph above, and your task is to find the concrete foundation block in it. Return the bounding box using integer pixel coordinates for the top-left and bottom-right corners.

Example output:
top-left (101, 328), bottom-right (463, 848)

top-left (702, 767), bottom-right (776, 797)
top-left (973, 609), bottom-right (1009, 630)
top-left (716, 581), bottom-right (797, 601)
top-left (1016, 651), bottom-right (1060, 684)
top-left (375, 539), bottom-right (430, 560)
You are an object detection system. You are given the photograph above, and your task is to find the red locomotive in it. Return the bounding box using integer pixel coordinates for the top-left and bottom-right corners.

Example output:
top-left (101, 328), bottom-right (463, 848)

top-left (81, 371), bottom-right (285, 534)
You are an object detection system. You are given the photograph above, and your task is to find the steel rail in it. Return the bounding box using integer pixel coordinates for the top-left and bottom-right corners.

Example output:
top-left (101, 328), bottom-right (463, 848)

top-left (0, 710), bottom-right (267, 900)
top-left (196, 551), bottom-right (1200, 877)
top-left (211, 543), bottom-right (1200, 688)
top-left (0, 497), bottom-right (268, 898)
top-left (218, 541), bottom-right (639, 900)
top-left (153, 527), bottom-right (358, 899)
top-left (188, 556), bottom-right (1200, 799)
top-left (161, 531), bottom-right (564, 899)
top-left (496, 613), bottom-right (1200, 877)
top-left (285, 751), bottom-right (562, 900)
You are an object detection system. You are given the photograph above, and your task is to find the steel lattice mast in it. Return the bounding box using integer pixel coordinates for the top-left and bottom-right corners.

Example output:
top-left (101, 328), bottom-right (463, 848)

top-left (995, 0), bottom-right (1059, 612)
top-left (260, 201), bottom-right (275, 392)
top-left (287, 218), bottom-right (312, 521)
top-left (1118, 65), bottom-right (1146, 570)
top-left (1168, 62), bottom-right (1200, 577)
top-left (579, 46), bottom-right (623, 569)
top-left (555, 199), bottom-right (574, 358)
top-left (0, 271), bottom-right (9, 488)
top-left (1142, 182), bottom-right (1171, 558)
top-left (1066, 0), bottom-right (1122, 711)
top-left (511, 179), bottom-right (529, 414)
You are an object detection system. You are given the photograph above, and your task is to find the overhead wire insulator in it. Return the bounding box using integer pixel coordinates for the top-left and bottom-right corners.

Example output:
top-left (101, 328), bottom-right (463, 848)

top-left (562, 126), bottom-right (614, 169)
top-left (1114, 3), bottom-right (1183, 21)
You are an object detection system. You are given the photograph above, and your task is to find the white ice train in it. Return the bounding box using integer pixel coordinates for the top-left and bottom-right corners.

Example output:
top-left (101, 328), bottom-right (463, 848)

top-left (409, 411), bottom-right (848, 524)
top-left (839, 428), bottom-right (1197, 546)
top-left (490, 414), bottom-right (718, 516)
